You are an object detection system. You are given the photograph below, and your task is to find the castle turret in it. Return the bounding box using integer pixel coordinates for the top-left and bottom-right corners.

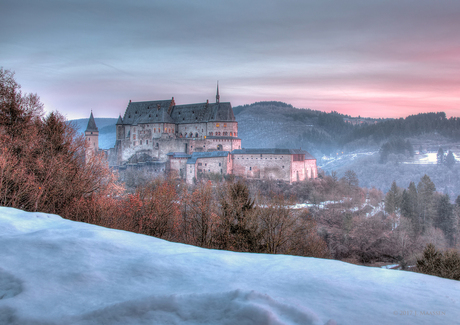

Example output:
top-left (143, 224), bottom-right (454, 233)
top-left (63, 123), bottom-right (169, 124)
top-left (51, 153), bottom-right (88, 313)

top-left (116, 114), bottom-right (124, 140)
top-left (85, 111), bottom-right (99, 161)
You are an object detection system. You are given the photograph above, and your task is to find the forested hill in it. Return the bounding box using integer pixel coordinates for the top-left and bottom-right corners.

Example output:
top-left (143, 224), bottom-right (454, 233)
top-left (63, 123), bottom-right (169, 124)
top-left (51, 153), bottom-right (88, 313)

top-left (69, 104), bottom-right (460, 157)
top-left (345, 112), bottom-right (460, 144)
top-left (233, 101), bottom-right (355, 157)
top-left (234, 102), bottom-right (460, 157)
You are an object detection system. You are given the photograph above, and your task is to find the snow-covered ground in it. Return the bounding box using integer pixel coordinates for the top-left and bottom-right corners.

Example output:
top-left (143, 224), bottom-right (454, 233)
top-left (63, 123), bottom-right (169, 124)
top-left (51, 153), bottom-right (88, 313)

top-left (1, 207), bottom-right (459, 325)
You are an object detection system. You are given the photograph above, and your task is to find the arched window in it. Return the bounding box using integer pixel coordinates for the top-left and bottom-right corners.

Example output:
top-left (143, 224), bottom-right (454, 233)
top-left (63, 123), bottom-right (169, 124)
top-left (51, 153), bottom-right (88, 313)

top-left (209, 132), bottom-right (213, 136)
top-left (189, 132), bottom-right (193, 137)
top-left (217, 144), bottom-right (223, 151)
top-left (230, 132), bottom-right (233, 136)
top-left (179, 133), bottom-right (183, 137)
top-left (195, 132), bottom-right (198, 137)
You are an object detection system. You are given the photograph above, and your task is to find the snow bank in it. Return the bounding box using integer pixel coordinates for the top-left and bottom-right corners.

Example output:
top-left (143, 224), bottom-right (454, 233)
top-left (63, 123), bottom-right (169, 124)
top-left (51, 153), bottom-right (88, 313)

top-left (0, 207), bottom-right (459, 325)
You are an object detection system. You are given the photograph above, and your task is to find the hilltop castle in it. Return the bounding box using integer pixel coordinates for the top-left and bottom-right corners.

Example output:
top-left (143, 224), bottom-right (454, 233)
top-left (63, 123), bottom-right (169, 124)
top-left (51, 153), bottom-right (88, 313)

top-left (85, 86), bottom-right (317, 184)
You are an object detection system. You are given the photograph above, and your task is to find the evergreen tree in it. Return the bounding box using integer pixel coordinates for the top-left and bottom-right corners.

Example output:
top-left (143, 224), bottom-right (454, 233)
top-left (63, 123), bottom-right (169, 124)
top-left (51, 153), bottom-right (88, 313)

top-left (437, 147), bottom-right (445, 165)
top-left (445, 151), bottom-right (456, 168)
top-left (435, 194), bottom-right (456, 246)
top-left (385, 181), bottom-right (401, 215)
top-left (417, 175), bottom-right (436, 233)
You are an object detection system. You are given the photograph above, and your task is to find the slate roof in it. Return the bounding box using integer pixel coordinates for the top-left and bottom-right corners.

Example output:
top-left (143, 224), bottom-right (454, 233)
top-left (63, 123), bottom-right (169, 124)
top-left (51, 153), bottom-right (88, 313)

top-left (231, 148), bottom-right (316, 160)
top-left (122, 100), bottom-right (175, 125)
top-left (85, 112), bottom-right (98, 132)
top-left (121, 100), bottom-right (235, 126)
top-left (167, 152), bottom-right (192, 158)
top-left (116, 115), bottom-right (123, 125)
top-left (187, 151), bottom-right (230, 164)
top-left (170, 102), bottom-right (235, 124)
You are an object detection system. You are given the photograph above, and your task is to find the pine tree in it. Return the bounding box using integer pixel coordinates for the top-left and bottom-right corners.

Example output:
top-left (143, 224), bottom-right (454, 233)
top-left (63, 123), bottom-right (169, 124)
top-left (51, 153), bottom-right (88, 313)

top-left (437, 147), bottom-right (445, 165)
top-left (385, 180), bottom-right (401, 215)
top-left (435, 194), bottom-right (456, 246)
top-left (445, 151), bottom-right (456, 168)
top-left (417, 175), bottom-right (436, 233)
top-left (401, 182), bottom-right (420, 236)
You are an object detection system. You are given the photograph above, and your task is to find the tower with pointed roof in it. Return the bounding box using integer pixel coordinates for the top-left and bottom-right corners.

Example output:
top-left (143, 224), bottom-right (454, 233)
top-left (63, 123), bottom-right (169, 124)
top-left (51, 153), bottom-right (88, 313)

top-left (216, 81), bottom-right (220, 103)
top-left (85, 111), bottom-right (99, 161)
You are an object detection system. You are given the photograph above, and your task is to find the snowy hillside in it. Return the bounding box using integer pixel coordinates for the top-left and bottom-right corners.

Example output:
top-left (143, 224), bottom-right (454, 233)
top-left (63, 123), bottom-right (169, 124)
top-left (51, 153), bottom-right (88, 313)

top-left (1, 207), bottom-right (459, 325)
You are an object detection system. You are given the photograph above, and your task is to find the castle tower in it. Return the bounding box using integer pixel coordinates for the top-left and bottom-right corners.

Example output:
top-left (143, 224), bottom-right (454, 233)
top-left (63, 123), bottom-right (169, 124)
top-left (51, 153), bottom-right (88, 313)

top-left (85, 111), bottom-right (99, 162)
top-left (216, 81), bottom-right (220, 103)
top-left (116, 114), bottom-right (124, 140)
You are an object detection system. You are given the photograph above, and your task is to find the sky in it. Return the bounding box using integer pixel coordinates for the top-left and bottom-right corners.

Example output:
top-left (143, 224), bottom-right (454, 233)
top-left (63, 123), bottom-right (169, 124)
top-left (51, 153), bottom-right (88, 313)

top-left (2, 206), bottom-right (459, 324)
top-left (1, 0), bottom-right (460, 120)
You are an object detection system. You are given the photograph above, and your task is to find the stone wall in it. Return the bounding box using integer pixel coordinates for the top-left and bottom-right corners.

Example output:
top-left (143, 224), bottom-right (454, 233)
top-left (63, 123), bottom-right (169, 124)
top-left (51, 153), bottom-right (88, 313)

top-left (232, 153), bottom-right (291, 181)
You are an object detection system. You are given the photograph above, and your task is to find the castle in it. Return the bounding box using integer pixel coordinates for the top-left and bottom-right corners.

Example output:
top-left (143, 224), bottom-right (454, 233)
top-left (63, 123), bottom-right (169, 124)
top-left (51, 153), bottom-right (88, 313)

top-left (85, 86), bottom-right (317, 184)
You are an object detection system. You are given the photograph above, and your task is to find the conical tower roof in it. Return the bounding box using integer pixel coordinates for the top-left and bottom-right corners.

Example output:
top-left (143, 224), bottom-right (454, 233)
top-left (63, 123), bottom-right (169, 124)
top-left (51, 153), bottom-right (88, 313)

top-left (85, 111), bottom-right (98, 132)
top-left (116, 115), bottom-right (123, 125)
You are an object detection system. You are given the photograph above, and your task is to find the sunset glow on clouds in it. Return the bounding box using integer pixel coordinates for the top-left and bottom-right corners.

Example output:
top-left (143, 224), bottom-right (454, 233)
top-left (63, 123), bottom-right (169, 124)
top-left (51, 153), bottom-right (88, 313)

top-left (1, 0), bottom-right (460, 119)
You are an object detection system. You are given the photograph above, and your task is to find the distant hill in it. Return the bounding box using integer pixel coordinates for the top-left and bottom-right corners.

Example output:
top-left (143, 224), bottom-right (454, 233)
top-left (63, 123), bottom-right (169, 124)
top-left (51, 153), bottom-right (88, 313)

top-left (70, 118), bottom-right (118, 149)
top-left (233, 101), bottom-right (355, 157)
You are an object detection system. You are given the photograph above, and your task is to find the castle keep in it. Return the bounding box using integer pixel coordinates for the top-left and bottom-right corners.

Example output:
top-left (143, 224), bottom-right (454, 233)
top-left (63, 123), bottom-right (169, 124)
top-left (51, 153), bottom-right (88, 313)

top-left (86, 87), bottom-right (317, 184)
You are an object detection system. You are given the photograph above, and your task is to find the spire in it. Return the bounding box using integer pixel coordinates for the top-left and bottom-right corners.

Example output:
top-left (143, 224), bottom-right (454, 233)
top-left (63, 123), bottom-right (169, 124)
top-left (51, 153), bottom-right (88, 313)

top-left (116, 114), bottom-right (123, 125)
top-left (216, 81), bottom-right (220, 103)
top-left (85, 111), bottom-right (98, 132)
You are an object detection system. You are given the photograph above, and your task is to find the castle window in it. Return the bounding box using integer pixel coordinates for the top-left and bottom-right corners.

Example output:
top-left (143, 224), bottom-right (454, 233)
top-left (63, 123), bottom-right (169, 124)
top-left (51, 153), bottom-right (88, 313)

top-left (219, 163), bottom-right (221, 166)
top-left (209, 132), bottom-right (213, 136)
top-left (249, 167), bottom-right (252, 171)
top-left (230, 132), bottom-right (233, 136)
top-left (198, 163), bottom-right (202, 166)
top-left (140, 140), bottom-right (142, 145)
top-left (146, 140), bottom-right (148, 145)
top-left (133, 134), bottom-right (136, 140)
top-left (216, 123), bottom-right (220, 127)
top-left (195, 132), bottom-right (198, 137)
top-left (224, 123), bottom-right (227, 127)
top-left (205, 163), bottom-right (207, 166)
